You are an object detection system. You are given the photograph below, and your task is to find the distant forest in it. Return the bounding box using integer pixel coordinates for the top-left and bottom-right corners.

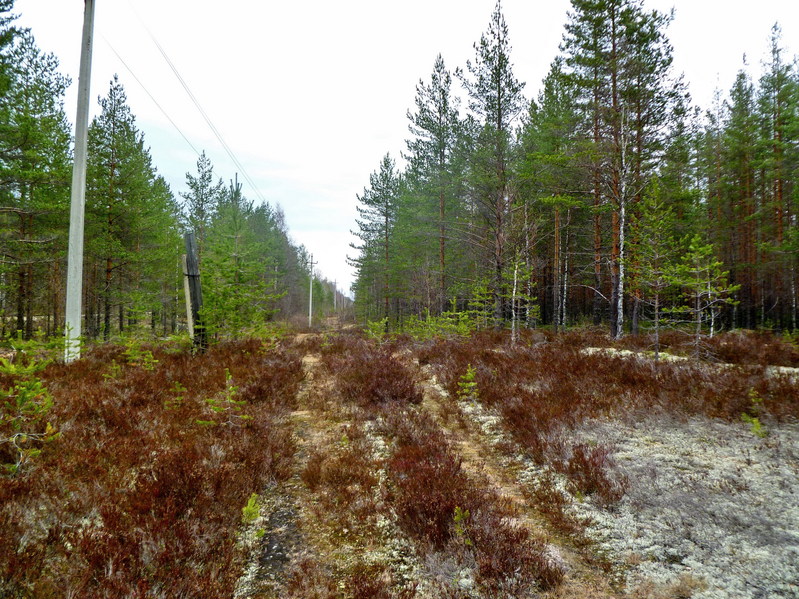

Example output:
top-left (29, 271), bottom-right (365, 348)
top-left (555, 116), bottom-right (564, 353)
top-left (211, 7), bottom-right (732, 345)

top-left (0, 0), bottom-right (340, 341)
top-left (350, 0), bottom-right (799, 337)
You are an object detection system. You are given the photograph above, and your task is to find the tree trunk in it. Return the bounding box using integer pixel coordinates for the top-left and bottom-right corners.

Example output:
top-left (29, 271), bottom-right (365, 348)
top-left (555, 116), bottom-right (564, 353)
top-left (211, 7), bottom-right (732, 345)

top-left (25, 264), bottom-right (33, 339)
top-left (631, 295), bottom-right (640, 336)
top-left (553, 207), bottom-right (561, 333)
top-left (592, 82), bottom-right (603, 326)
top-left (439, 187), bottom-right (446, 314)
top-left (562, 214), bottom-right (570, 329)
top-left (16, 267), bottom-right (26, 337)
top-left (104, 257), bottom-right (112, 341)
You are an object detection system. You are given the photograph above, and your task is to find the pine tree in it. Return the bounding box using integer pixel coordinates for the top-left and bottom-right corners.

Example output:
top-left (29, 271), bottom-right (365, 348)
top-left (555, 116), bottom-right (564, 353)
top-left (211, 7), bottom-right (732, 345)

top-left (626, 179), bottom-right (679, 358)
top-left (669, 234), bottom-right (739, 358)
top-left (180, 150), bottom-right (224, 259)
top-left (756, 24), bottom-right (798, 330)
top-left (723, 69), bottom-right (758, 328)
top-left (86, 76), bottom-right (179, 339)
top-left (202, 176), bottom-right (280, 337)
top-left (0, 32), bottom-right (71, 338)
top-left (561, 0), bottom-right (678, 338)
top-left (457, 0), bottom-right (525, 325)
top-left (0, 0), bottom-right (17, 102)
top-left (518, 59), bottom-right (584, 330)
top-left (404, 54), bottom-right (462, 313)
top-left (350, 154), bottom-right (402, 324)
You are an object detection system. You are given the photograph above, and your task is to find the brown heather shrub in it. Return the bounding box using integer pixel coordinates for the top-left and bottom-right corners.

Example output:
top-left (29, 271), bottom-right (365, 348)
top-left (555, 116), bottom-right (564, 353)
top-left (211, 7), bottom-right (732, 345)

top-left (388, 442), bottom-right (467, 549)
top-left (614, 328), bottom-right (799, 367)
top-left (561, 443), bottom-right (628, 507)
top-left (346, 562), bottom-right (418, 599)
top-left (300, 440), bottom-right (380, 531)
top-left (0, 339), bottom-right (302, 597)
top-left (320, 333), bottom-right (422, 409)
top-left (318, 337), bottom-right (565, 593)
top-left (704, 329), bottom-right (799, 366)
top-left (301, 449), bottom-right (326, 492)
top-left (383, 409), bottom-right (564, 593)
top-left (430, 328), bottom-right (799, 424)
top-left (284, 557), bottom-right (339, 599)
top-left (417, 329), bottom-right (798, 523)
top-left (525, 470), bottom-right (590, 542)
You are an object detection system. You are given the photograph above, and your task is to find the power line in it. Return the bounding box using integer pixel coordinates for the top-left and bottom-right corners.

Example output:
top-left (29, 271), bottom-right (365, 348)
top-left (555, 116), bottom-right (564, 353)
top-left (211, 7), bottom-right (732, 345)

top-left (101, 34), bottom-right (201, 157)
top-left (124, 2), bottom-right (270, 206)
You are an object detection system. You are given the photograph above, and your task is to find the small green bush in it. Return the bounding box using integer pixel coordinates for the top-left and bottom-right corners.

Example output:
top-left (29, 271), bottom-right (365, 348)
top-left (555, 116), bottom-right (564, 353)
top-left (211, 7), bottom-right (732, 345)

top-left (241, 493), bottom-right (261, 524)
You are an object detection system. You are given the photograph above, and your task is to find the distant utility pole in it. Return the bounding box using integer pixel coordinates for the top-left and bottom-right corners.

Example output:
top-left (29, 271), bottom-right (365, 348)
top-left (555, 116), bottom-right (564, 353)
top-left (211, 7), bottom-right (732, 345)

top-left (64, 0), bottom-right (96, 363)
top-left (308, 254), bottom-right (316, 329)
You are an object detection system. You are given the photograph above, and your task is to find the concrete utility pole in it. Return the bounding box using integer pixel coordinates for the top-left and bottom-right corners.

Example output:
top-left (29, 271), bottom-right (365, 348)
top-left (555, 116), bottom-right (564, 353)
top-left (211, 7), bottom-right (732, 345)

top-left (64, 0), bottom-right (96, 363)
top-left (308, 254), bottom-right (316, 329)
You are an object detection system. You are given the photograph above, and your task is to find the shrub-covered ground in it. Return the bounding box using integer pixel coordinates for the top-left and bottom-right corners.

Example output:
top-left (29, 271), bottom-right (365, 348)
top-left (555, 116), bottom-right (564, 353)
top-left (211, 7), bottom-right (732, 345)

top-left (1, 328), bottom-right (797, 598)
top-left (0, 338), bottom-right (303, 597)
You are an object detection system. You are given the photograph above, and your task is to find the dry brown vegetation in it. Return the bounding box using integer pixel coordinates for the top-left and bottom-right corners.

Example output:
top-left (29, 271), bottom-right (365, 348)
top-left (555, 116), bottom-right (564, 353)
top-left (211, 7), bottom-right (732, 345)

top-left (0, 339), bottom-right (303, 597)
top-left (1, 328), bottom-right (797, 598)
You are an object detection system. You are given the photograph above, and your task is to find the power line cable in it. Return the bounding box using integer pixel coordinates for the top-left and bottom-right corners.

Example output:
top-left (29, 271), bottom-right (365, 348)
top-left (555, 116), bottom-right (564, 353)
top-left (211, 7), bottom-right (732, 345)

top-left (100, 33), bottom-right (201, 157)
top-left (124, 1), bottom-right (270, 205)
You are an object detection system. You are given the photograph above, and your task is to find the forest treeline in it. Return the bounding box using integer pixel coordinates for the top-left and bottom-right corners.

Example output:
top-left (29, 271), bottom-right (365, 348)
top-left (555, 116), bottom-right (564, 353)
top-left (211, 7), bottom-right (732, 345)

top-left (0, 0), bottom-right (340, 341)
top-left (350, 0), bottom-right (799, 337)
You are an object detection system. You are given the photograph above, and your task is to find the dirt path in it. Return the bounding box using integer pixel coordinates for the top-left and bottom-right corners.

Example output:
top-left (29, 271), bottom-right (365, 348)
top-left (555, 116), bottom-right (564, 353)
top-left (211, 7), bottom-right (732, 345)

top-left (412, 359), bottom-right (622, 599)
top-left (237, 342), bottom-right (423, 598)
top-left (235, 355), bottom-right (323, 598)
top-left (237, 334), bottom-right (625, 598)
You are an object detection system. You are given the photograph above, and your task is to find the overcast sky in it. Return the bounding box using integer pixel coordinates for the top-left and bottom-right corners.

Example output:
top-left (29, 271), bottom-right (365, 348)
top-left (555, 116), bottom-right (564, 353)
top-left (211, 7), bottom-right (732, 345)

top-left (12, 0), bottom-right (799, 293)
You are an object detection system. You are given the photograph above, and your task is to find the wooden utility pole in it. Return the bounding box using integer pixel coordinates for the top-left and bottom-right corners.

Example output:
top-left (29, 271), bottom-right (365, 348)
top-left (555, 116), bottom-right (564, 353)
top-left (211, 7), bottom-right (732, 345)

top-left (64, 0), bottom-right (96, 363)
top-left (184, 233), bottom-right (207, 351)
top-left (181, 255), bottom-right (194, 339)
top-left (308, 254), bottom-right (316, 329)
